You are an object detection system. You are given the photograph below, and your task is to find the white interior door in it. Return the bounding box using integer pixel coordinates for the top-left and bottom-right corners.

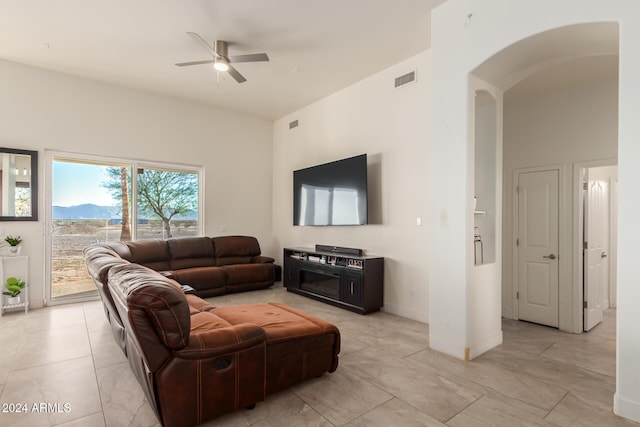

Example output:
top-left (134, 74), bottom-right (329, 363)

top-left (517, 169), bottom-right (559, 327)
top-left (584, 177), bottom-right (608, 331)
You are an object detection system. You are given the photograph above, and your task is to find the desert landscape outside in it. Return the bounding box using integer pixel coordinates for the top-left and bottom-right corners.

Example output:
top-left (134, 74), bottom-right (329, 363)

top-left (51, 158), bottom-right (200, 300)
top-left (51, 219), bottom-right (198, 298)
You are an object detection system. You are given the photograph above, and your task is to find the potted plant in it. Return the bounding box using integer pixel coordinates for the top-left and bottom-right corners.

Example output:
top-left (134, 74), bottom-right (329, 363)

top-left (4, 235), bottom-right (22, 255)
top-left (3, 277), bottom-right (25, 305)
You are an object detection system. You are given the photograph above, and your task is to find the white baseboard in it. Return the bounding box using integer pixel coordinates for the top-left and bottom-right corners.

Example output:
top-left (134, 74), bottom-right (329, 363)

top-left (381, 303), bottom-right (428, 324)
top-left (428, 334), bottom-right (466, 361)
top-left (614, 393), bottom-right (640, 423)
top-left (468, 331), bottom-right (503, 360)
top-left (429, 331), bottom-right (502, 361)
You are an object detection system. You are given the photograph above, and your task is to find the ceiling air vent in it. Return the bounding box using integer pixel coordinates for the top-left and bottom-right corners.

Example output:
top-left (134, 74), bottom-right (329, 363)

top-left (289, 119), bottom-right (299, 129)
top-left (394, 71), bottom-right (416, 88)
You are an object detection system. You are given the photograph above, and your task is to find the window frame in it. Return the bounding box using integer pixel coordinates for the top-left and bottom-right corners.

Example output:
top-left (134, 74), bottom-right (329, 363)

top-left (44, 150), bottom-right (205, 305)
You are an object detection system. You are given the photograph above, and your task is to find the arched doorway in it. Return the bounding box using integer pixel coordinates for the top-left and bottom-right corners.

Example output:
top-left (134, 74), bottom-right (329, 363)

top-left (470, 23), bottom-right (619, 333)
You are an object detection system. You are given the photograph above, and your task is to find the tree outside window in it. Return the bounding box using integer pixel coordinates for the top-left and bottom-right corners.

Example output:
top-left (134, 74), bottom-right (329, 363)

top-left (103, 167), bottom-right (199, 239)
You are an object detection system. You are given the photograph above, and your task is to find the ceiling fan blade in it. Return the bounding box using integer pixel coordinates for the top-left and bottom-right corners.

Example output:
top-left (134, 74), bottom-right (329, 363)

top-left (226, 65), bottom-right (247, 83)
top-left (229, 53), bottom-right (270, 63)
top-left (186, 32), bottom-right (220, 58)
top-left (175, 59), bottom-right (215, 67)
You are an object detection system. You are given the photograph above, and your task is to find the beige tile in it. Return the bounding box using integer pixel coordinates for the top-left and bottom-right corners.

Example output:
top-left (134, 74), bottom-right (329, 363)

top-left (87, 327), bottom-right (127, 370)
top-left (447, 394), bottom-right (556, 426)
top-left (293, 367), bottom-right (393, 426)
top-left (95, 361), bottom-right (160, 427)
top-left (344, 398), bottom-right (445, 426)
top-left (207, 390), bottom-right (332, 427)
top-left (12, 326), bottom-right (91, 370)
top-left (499, 327), bottom-right (559, 356)
top-left (82, 300), bottom-right (111, 333)
top-left (24, 305), bottom-right (86, 333)
top-left (408, 346), bottom-right (567, 412)
top-left (53, 412), bottom-right (105, 427)
top-left (1, 284), bottom-right (635, 426)
top-left (546, 392), bottom-right (638, 426)
top-left (0, 356), bottom-right (101, 426)
top-left (341, 346), bottom-right (484, 422)
top-left (0, 310), bottom-right (29, 331)
top-left (337, 312), bottom-right (429, 357)
top-left (540, 335), bottom-right (616, 377)
top-left (481, 345), bottom-right (617, 408)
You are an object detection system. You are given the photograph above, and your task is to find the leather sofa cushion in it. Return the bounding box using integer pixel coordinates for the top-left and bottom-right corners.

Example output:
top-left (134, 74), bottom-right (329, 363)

top-left (212, 302), bottom-right (338, 344)
top-left (83, 245), bottom-right (130, 312)
top-left (168, 237), bottom-right (216, 270)
top-left (125, 240), bottom-right (171, 271)
top-left (109, 263), bottom-right (190, 350)
top-left (170, 266), bottom-right (226, 291)
top-left (103, 241), bottom-right (133, 260)
top-left (185, 294), bottom-right (216, 312)
top-left (213, 236), bottom-right (261, 266)
top-left (224, 264), bottom-right (275, 286)
top-left (190, 312), bottom-right (232, 334)
top-left (84, 245), bottom-right (130, 284)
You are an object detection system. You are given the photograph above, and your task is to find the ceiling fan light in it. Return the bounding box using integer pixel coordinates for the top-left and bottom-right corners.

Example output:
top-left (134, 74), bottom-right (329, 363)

top-left (213, 58), bottom-right (229, 72)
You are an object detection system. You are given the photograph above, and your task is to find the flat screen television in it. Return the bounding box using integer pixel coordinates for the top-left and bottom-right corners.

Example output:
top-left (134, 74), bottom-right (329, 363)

top-left (293, 154), bottom-right (368, 226)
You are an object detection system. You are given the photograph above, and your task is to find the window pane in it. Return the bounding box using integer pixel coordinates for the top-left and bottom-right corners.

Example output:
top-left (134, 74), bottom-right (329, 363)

top-left (51, 160), bottom-right (130, 299)
top-left (50, 157), bottom-right (201, 302)
top-left (135, 167), bottom-right (199, 240)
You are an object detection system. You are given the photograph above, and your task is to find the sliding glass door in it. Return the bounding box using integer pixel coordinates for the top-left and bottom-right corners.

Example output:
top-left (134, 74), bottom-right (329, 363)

top-left (47, 152), bottom-right (202, 303)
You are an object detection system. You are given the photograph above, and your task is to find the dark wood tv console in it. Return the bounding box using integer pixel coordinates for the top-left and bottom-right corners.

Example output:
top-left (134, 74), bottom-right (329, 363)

top-left (283, 247), bottom-right (383, 314)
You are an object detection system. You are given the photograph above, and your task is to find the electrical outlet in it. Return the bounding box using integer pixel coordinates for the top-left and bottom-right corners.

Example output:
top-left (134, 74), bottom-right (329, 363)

top-left (220, 225), bottom-right (227, 233)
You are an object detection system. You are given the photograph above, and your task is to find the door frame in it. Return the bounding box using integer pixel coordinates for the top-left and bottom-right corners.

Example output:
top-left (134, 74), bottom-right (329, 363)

top-left (573, 159), bottom-right (617, 332)
top-left (512, 164), bottom-right (567, 326)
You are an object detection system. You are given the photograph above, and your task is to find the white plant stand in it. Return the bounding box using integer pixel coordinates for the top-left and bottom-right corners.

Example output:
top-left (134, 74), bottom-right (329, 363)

top-left (0, 255), bottom-right (29, 317)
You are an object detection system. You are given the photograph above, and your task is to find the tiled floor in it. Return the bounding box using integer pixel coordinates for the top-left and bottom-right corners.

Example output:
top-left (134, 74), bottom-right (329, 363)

top-left (0, 283), bottom-right (636, 426)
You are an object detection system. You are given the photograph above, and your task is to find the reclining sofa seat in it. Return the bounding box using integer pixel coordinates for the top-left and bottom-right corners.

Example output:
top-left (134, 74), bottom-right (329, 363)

top-left (168, 236), bottom-right (275, 296)
top-left (84, 236), bottom-right (276, 354)
top-left (106, 262), bottom-right (340, 427)
top-left (83, 244), bottom-right (131, 353)
top-left (84, 236), bottom-right (341, 427)
top-left (102, 236), bottom-right (275, 296)
top-left (108, 263), bottom-right (267, 427)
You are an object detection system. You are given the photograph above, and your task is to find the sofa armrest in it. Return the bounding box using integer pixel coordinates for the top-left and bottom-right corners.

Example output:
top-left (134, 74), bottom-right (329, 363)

top-left (252, 255), bottom-right (275, 264)
top-left (175, 323), bottom-right (266, 360)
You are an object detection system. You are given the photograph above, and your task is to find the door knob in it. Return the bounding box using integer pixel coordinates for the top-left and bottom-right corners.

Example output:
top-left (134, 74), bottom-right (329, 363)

top-left (601, 252), bottom-right (608, 258)
top-left (543, 254), bottom-right (556, 260)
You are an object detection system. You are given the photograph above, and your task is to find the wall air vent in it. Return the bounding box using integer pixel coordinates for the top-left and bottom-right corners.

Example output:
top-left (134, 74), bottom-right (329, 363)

top-left (394, 71), bottom-right (416, 88)
top-left (289, 119), bottom-right (299, 129)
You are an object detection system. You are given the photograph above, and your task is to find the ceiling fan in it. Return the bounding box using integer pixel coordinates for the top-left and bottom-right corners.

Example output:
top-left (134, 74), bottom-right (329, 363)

top-left (175, 32), bottom-right (269, 83)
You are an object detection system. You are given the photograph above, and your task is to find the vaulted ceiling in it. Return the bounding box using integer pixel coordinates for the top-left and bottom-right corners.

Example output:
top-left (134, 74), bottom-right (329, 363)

top-left (0, 0), bottom-right (445, 120)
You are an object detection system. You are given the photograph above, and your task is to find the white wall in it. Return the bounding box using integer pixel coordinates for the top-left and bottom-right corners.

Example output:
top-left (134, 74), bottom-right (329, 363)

top-left (504, 78), bottom-right (618, 169)
top-left (273, 52), bottom-right (431, 322)
top-left (431, 0), bottom-right (640, 422)
top-left (0, 59), bottom-right (274, 309)
top-left (469, 83), bottom-right (503, 360)
top-left (502, 76), bottom-right (618, 329)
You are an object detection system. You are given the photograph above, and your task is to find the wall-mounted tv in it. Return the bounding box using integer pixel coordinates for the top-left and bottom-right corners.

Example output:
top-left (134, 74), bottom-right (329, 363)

top-left (293, 154), bottom-right (368, 226)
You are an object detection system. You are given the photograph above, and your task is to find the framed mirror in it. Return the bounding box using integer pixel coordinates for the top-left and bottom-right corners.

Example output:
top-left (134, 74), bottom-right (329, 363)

top-left (0, 148), bottom-right (38, 221)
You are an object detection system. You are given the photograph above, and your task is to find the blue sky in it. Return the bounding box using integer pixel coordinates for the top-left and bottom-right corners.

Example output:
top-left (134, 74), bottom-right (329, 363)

top-left (52, 161), bottom-right (116, 207)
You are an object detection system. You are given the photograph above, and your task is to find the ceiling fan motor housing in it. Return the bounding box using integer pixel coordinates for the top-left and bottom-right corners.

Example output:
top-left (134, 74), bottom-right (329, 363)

top-left (213, 40), bottom-right (228, 58)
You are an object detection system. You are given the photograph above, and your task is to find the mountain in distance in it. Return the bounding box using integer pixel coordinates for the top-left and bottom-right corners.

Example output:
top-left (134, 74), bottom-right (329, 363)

top-left (53, 204), bottom-right (119, 220)
top-left (52, 203), bottom-right (198, 220)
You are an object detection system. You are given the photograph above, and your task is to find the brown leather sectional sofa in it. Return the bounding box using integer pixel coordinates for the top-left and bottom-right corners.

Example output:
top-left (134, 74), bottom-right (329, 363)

top-left (103, 235), bottom-right (277, 297)
top-left (84, 236), bottom-right (340, 427)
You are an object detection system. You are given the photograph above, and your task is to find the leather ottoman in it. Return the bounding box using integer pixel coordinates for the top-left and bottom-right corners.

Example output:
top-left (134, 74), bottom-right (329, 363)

top-left (212, 302), bottom-right (340, 394)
